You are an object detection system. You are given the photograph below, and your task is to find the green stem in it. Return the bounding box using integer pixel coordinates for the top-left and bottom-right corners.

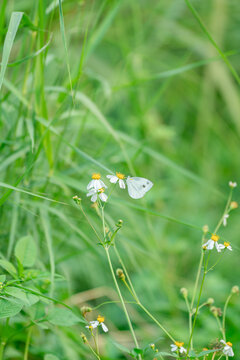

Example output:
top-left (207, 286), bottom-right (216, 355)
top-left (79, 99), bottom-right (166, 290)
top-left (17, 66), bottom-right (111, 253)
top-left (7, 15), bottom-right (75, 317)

top-left (105, 247), bottom-right (141, 355)
top-left (115, 246), bottom-right (175, 341)
top-left (24, 327), bottom-right (33, 360)
top-left (222, 293), bottom-right (232, 341)
top-left (0, 340), bottom-right (6, 360)
top-left (184, 0), bottom-right (240, 85)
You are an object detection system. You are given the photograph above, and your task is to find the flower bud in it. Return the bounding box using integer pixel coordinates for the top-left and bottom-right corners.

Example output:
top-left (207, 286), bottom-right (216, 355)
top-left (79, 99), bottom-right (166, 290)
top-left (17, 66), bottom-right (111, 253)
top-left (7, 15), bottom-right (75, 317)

top-left (73, 195), bottom-right (82, 205)
top-left (229, 181), bottom-right (237, 188)
top-left (230, 201), bottom-right (238, 210)
top-left (210, 306), bottom-right (222, 317)
top-left (203, 225), bottom-right (209, 234)
top-left (81, 306), bottom-right (92, 317)
top-left (150, 344), bottom-right (155, 350)
top-left (206, 297), bottom-right (214, 305)
top-left (116, 219), bottom-right (123, 228)
top-left (180, 287), bottom-right (188, 299)
top-left (116, 268), bottom-right (125, 281)
top-left (81, 333), bottom-right (87, 343)
top-left (231, 285), bottom-right (239, 294)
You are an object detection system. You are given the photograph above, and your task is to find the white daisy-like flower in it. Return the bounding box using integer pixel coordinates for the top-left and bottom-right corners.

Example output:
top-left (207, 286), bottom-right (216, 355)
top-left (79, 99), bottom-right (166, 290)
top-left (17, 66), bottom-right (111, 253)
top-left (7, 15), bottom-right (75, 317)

top-left (106, 172), bottom-right (126, 189)
top-left (202, 234), bottom-right (222, 252)
top-left (223, 214), bottom-right (229, 227)
top-left (87, 173), bottom-right (107, 191)
top-left (229, 181), bottom-right (237, 188)
top-left (217, 241), bottom-right (232, 252)
top-left (86, 315), bottom-right (108, 333)
top-left (170, 341), bottom-right (187, 354)
top-left (87, 188), bottom-right (108, 203)
top-left (220, 340), bottom-right (234, 357)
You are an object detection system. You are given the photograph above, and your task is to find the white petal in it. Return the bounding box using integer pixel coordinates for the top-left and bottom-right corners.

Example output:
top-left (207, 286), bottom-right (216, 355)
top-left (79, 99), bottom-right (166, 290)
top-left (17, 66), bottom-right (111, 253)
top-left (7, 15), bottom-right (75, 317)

top-left (99, 180), bottom-right (107, 188)
top-left (91, 194), bottom-right (97, 202)
top-left (227, 245), bottom-right (232, 251)
top-left (215, 242), bottom-right (222, 252)
top-left (93, 180), bottom-right (103, 190)
top-left (87, 188), bottom-right (97, 197)
top-left (220, 340), bottom-right (226, 345)
top-left (180, 347), bottom-right (187, 354)
top-left (170, 345), bottom-right (178, 352)
top-left (100, 193), bottom-right (108, 202)
top-left (119, 179), bottom-right (126, 189)
top-left (87, 180), bottom-right (94, 190)
top-left (206, 239), bottom-right (214, 250)
top-left (89, 321), bottom-right (99, 328)
top-left (101, 322), bottom-right (108, 332)
top-left (107, 175), bottom-right (118, 184)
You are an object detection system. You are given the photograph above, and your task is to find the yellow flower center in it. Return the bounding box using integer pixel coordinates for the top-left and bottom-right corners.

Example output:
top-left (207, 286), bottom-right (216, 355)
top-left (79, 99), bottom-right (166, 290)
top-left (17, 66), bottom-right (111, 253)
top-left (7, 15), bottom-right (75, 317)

top-left (116, 172), bottom-right (125, 180)
top-left (224, 241), bottom-right (230, 247)
top-left (226, 342), bottom-right (232, 347)
top-left (92, 173), bottom-right (101, 180)
top-left (89, 325), bottom-right (93, 330)
top-left (211, 234), bottom-right (219, 242)
top-left (97, 315), bottom-right (104, 323)
top-left (175, 341), bottom-right (184, 348)
top-left (98, 188), bottom-right (105, 193)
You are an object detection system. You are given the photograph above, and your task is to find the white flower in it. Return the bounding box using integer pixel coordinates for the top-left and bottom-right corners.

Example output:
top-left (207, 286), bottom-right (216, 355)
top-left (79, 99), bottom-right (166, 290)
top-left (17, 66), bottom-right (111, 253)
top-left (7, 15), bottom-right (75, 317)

top-left (220, 340), bottom-right (234, 357)
top-left (87, 188), bottom-right (108, 203)
top-left (217, 241), bottom-right (232, 252)
top-left (229, 181), bottom-right (237, 188)
top-left (202, 234), bottom-right (222, 252)
top-left (87, 173), bottom-right (107, 191)
top-left (223, 214), bottom-right (229, 227)
top-left (170, 341), bottom-right (186, 354)
top-left (106, 172), bottom-right (126, 189)
top-left (86, 315), bottom-right (108, 333)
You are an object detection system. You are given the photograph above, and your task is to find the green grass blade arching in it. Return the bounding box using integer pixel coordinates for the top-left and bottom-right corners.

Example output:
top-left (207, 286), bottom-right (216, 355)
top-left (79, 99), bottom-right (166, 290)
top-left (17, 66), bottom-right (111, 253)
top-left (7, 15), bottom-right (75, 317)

top-left (0, 12), bottom-right (23, 92)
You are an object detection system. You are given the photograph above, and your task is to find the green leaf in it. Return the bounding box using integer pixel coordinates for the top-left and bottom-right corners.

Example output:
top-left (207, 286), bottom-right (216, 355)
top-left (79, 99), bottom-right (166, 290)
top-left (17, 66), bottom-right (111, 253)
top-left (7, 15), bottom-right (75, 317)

top-left (0, 275), bottom-right (6, 282)
top-left (47, 307), bottom-right (83, 326)
top-left (14, 235), bottom-right (37, 267)
top-left (112, 341), bottom-right (131, 354)
top-left (44, 355), bottom-right (60, 360)
top-left (196, 349), bottom-right (219, 358)
top-left (0, 298), bottom-right (23, 319)
top-left (0, 259), bottom-right (17, 277)
top-left (154, 352), bottom-right (178, 358)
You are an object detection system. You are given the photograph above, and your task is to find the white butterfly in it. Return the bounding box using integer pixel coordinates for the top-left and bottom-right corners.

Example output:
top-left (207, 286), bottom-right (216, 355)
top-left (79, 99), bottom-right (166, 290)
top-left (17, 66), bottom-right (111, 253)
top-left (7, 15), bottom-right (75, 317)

top-left (126, 177), bottom-right (153, 199)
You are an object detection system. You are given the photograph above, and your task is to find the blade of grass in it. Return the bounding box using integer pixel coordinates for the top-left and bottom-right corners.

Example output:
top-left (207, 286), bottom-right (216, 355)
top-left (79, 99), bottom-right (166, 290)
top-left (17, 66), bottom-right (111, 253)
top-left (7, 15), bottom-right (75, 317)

top-left (0, 12), bottom-right (23, 92)
top-left (58, 0), bottom-right (74, 102)
top-left (40, 207), bottom-right (55, 298)
top-left (184, 0), bottom-right (240, 85)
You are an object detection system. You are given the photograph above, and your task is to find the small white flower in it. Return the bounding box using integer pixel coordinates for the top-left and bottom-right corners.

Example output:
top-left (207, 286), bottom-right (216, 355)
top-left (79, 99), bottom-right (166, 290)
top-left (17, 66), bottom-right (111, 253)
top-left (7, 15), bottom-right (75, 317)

top-left (170, 341), bottom-right (186, 354)
top-left (229, 181), bottom-right (237, 188)
top-left (86, 315), bottom-right (108, 333)
top-left (223, 214), bottom-right (229, 227)
top-left (87, 188), bottom-right (108, 203)
top-left (87, 173), bottom-right (107, 191)
top-left (203, 234), bottom-right (222, 252)
top-left (220, 340), bottom-right (234, 357)
top-left (106, 172), bottom-right (126, 189)
top-left (217, 241), bottom-right (232, 252)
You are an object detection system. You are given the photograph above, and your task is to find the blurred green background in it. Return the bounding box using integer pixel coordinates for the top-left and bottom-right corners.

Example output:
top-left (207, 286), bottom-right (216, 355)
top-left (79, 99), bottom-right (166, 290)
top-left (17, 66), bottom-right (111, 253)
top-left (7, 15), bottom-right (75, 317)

top-left (0, 0), bottom-right (240, 358)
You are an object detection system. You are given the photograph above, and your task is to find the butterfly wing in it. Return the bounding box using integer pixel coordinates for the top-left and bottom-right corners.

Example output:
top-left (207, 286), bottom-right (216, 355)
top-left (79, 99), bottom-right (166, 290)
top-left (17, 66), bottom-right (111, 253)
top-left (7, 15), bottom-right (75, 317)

top-left (126, 177), bottom-right (153, 199)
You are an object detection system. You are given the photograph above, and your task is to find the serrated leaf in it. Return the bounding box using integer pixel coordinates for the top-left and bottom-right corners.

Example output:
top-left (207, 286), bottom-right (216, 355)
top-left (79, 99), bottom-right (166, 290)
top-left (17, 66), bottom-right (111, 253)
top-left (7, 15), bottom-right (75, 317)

top-left (44, 355), bottom-right (60, 360)
top-left (0, 260), bottom-right (17, 277)
top-left (47, 307), bottom-right (83, 326)
top-left (14, 235), bottom-right (37, 267)
top-left (0, 298), bottom-right (23, 319)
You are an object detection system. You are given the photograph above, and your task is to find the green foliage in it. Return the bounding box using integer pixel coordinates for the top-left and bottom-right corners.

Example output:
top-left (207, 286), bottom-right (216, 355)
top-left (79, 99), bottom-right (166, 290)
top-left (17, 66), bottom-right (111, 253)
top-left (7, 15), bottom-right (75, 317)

top-left (0, 0), bottom-right (240, 359)
top-left (14, 235), bottom-right (37, 268)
